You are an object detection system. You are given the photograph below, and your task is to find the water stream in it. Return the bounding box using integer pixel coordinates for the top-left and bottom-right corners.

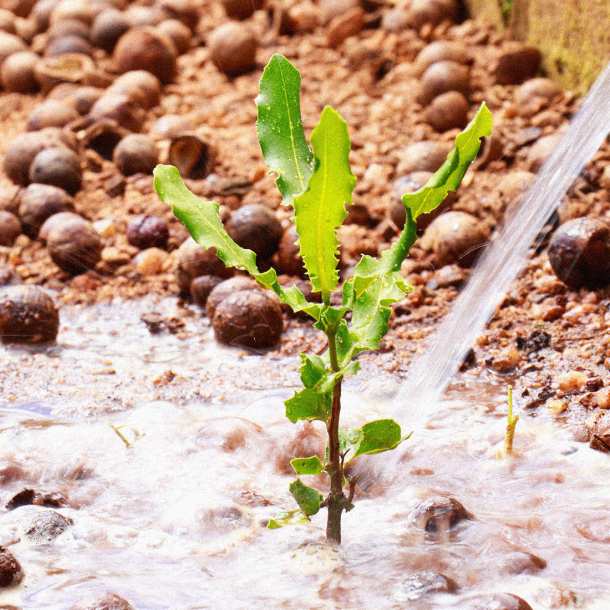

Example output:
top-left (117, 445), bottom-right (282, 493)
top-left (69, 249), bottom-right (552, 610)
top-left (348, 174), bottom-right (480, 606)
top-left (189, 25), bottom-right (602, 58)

top-left (395, 62), bottom-right (610, 416)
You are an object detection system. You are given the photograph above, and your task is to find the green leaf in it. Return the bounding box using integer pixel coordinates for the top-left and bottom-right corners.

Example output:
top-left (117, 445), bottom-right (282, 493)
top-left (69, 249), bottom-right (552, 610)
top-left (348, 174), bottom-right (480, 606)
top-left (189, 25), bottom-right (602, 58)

top-left (268, 509), bottom-right (310, 529)
top-left (403, 102), bottom-right (493, 219)
top-left (350, 419), bottom-right (405, 458)
top-left (290, 455), bottom-right (324, 475)
top-left (153, 164), bottom-right (258, 276)
top-left (299, 353), bottom-right (327, 388)
top-left (256, 54), bottom-right (313, 203)
top-left (154, 165), bottom-right (321, 321)
top-left (294, 106), bottom-right (356, 297)
top-left (285, 387), bottom-right (331, 423)
top-left (289, 479), bottom-right (323, 516)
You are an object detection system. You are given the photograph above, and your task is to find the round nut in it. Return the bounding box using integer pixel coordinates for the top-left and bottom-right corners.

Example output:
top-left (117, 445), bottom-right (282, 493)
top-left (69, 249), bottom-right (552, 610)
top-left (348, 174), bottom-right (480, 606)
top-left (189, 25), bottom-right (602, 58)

top-left (175, 238), bottom-right (232, 293)
top-left (113, 27), bottom-right (177, 84)
top-left (398, 140), bottom-right (451, 175)
top-left (107, 70), bottom-right (161, 109)
top-left (212, 289), bottom-right (283, 349)
top-left (90, 8), bottom-right (130, 52)
top-left (167, 134), bottom-right (214, 179)
top-left (276, 226), bottom-right (305, 277)
top-left (19, 183), bottom-right (75, 237)
top-left (126, 215), bottom-right (169, 250)
top-left (46, 34), bottom-right (93, 58)
top-left (190, 274), bottom-right (224, 308)
top-left (157, 18), bottom-right (191, 54)
top-left (113, 134), bottom-right (158, 176)
top-left (1, 50), bottom-right (39, 92)
top-left (29, 146), bottom-right (82, 195)
top-left (89, 92), bottom-right (145, 131)
top-left (221, 0), bottom-right (264, 20)
top-left (548, 217), bottom-right (610, 289)
top-left (0, 285), bottom-right (59, 344)
top-left (418, 60), bottom-right (470, 106)
top-left (27, 99), bottom-right (79, 131)
top-left (0, 31), bottom-right (27, 66)
top-left (226, 204), bottom-right (282, 260)
top-left (205, 275), bottom-right (260, 318)
top-left (0, 211), bottom-right (21, 246)
top-left (414, 41), bottom-right (470, 75)
top-left (46, 214), bottom-right (102, 274)
top-left (208, 22), bottom-right (258, 77)
top-left (425, 91), bottom-right (469, 132)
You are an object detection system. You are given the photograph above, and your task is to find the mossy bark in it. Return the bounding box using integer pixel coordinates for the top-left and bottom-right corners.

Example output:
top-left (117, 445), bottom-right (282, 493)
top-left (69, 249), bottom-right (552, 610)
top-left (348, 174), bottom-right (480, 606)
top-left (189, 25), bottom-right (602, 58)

top-left (464, 0), bottom-right (610, 94)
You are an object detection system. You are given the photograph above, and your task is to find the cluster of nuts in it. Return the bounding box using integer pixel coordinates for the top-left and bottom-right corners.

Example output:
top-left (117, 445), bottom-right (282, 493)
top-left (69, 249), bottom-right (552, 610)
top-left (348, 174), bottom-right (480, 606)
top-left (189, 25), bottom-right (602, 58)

top-left (172, 203), bottom-right (310, 348)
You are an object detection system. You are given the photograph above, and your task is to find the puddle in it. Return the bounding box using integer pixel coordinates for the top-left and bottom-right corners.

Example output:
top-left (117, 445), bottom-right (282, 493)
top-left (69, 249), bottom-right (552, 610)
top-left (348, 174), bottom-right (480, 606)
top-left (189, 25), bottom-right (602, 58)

top-left (1, 300), bottom-right (609, 609)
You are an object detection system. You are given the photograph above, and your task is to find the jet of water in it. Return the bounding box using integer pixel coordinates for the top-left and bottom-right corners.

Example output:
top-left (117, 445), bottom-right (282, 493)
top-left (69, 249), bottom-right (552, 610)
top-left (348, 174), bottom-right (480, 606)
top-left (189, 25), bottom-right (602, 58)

top-left (395, 62), bottom-right (610, 418)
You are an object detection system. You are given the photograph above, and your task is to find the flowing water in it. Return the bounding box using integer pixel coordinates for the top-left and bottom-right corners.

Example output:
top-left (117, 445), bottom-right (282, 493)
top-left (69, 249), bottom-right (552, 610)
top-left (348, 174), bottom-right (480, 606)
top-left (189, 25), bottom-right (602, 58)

top-left (395, 62), bottom-right (610, 415)
top-left (1, 299), bottom-right (610, 609)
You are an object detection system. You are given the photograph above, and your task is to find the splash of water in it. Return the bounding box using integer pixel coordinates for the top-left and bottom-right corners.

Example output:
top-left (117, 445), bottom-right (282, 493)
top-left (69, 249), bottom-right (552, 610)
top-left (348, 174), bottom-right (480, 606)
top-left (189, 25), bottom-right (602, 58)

top-left (395, 62), bottom-right (610, 417)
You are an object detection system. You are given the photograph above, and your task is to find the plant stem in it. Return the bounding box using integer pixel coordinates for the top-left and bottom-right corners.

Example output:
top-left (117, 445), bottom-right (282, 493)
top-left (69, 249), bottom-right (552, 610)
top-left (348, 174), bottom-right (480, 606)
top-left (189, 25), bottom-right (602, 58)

top-left (326, 328), bottom-right (345, 544)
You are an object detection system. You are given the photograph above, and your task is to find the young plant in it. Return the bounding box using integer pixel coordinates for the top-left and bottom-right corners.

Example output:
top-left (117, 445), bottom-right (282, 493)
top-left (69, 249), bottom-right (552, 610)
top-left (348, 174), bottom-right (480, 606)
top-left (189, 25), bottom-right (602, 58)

top-left (504, 385), bottom-right (519, 456)
top-left (153, 54), bottom-right (492, 544)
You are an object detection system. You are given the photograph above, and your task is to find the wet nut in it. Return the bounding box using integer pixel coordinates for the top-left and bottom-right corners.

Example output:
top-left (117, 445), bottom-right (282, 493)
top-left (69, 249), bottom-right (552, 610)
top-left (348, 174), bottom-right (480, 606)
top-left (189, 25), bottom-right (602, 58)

top-left (462, 593), bottom-right (533, 610)
top-left (126, 214), bottom-right (169, 250)
top-left (65, 85), bottom-right (103, 115)
top-left (46, 214), bottom-right (102, 274)
top-left (27, 99), bottom-right (79, 131)
top-left (19, 183), bottom-right (75, 237)
top-left (1, 50), bottom-right (39, 92)
top-left (89, 93), bottom-right (145, 132)
top-left (90, 8), bottom-right (130, 52)
top-left (0, 546), bottom-right (23, 588)
top-left (0, 285), bottom-right (59, 344)
top-left (0, 211), bottom-right (21, 246)
top-left (398, 140), bottom-right (451, 174)
top-left (221, 0), bottom-right (264, 20)
top-left (407, 0), bottom-right (458, 29)
top-left (425, 91), bottom-right (469, 132)
top-left (409, 496), bottom-right (472, 534)
top-left (0, 31), bottom-right (27, 67)
top-left (414, 40), bottom-right (470, 76)
top-left (548, 217), bottom-right (610, 289)
top-left (526, 133), bottom-right (561, 172)
top-left (276, 226), bottom-right (305, 277)
top-left (39, 211), bottom-right (83, 241)
top-left (29, 146), bottom-right (82, 194)
top-left (208, 22), bottom-right (258, 77)
top-left (70, 593), bottom-right (135, 610)
top-left (190, 274), bottom-right (224, 307)
top-left (226, 204), bottom-right (282, 260)
top-left (157, 18), bottom-right (192, 54)
top-left (418, 60), bottom-right (470, 106)
top-left (23, 509), bottom-right (73, 543)
top-left (206, 276), bottom-right (260, 318)
top-left (212, 289), bottom-right (283, 349)
top-left (424, 211), bottom-right (489, 267)
top-left (398, 571), bottom-right (457, 600)
top-left (113, 134), bottom-right (158, 176)
top-left (113, 27), bottom-right (177, 84)
top-left (107, 70), bottom-right (162, 110)
top-left (46, 33), bottom-right (93, 58)
top-left (391, 171), bottom-right (455, 232)
top-left (168, 134), bottom-right (214, 179)
top-left (175, 238), bottom-right (232, 293)
top-left (3, 129), bottom-right (74, 186)
top-left (495, 45), bottom-right (541, 85)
